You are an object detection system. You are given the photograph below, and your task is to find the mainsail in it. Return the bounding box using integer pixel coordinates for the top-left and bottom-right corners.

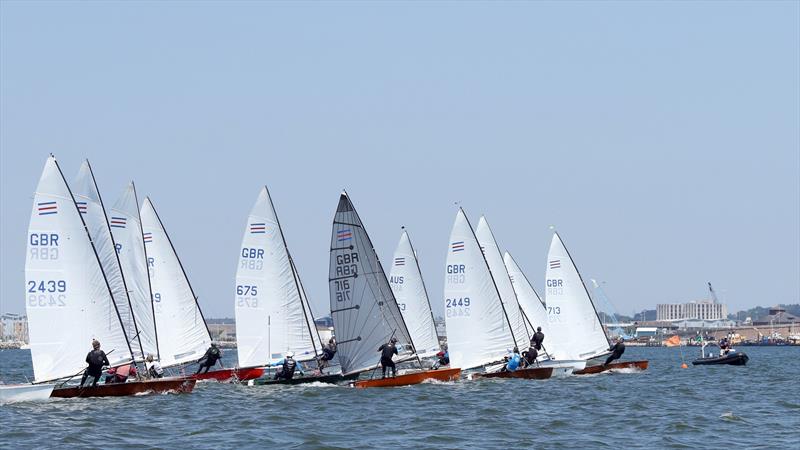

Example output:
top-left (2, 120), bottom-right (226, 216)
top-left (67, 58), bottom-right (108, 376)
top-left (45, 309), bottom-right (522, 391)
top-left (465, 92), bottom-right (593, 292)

top-left (444, 209), bottom-right (515, 370)
top-left (475, 216), bottom-right (530, 344)
top-left (140, 197), bottom-right (211, 367)
top-left (545, 232), bottom-right (609, 360)
top-left (388, 230), bottom-right (440, 358)
top-left (25, 155), bottom-right (133, 382)
top-left (328, 192), bottom-right (414, 376)
top-left (109, 181), bottom-right (159, 360)
top-left (235, 187), bottom-right (320, 368)
top-left (72, 160), bottom-right (142, 359)
top-left (504, 252), bottom-right (549, 335)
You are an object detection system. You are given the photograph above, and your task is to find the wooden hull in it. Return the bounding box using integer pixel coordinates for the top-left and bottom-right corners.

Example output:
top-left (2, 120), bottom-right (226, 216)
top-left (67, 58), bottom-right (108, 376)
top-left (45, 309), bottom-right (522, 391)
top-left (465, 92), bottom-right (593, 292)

top-left (471, 366), bottom-right (554, 380)
top-left (574, 360), bottom-right (649, 375)
top-left (51, 377), bottom-right (195, 398)
top-left (692, 353), bottom-right (748, 366)
top-left (252, 372), bottom-right (358, 386)
top-left (193, 366), bottom-right (265, 382)
top-left (0, 383), bottom-right (55, 403)
top-left (353, 368), bottom-right (461, 388)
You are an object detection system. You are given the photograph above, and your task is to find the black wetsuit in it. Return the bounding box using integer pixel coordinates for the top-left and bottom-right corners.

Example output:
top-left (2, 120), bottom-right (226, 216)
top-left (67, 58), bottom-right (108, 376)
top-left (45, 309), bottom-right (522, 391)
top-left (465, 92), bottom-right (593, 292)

top-left (531, 331), bottom-right (545, 351)
top-left (523, 347), bottom-right (538, 366)
top-left (196, 346), bottom-right (222, 374)
top-left (378, 342), bottom-right (398, 378)
top-left (274, 357), bottom-right (297, 380)
top-left (604, 342), bottom-right (625, 366)
top-left (81, 349), bottom-right (110, 387)
top-left (321, 343), bottom-right (337, 362)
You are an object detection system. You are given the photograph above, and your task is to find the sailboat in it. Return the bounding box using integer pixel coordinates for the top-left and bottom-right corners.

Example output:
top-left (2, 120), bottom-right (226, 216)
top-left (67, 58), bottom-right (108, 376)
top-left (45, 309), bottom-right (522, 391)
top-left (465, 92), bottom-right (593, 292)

top-left (444, 209), bottom-right (552, 380)
top-left (388, 229), bottom-right (441, 360)
top-left (544, 232), bottom-right (647, 375)
top-left (329, 192), bottom-right (460, 388)
top-left (235, 186), bottom-right (337, 385)
top-left (504, 251), bottom-right (587, 374)
top-left (18, 155), bottom-right (195, 399)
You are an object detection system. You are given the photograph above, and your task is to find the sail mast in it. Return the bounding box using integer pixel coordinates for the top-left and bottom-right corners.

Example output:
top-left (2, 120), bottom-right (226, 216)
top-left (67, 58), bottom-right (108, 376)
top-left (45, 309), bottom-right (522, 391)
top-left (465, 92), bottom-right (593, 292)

top-left (54, 156), bottom-right (135, 365)
top-left (132, 182), bottom-right (160, 360)
top-left (404, 228), bottom-right (440, 350)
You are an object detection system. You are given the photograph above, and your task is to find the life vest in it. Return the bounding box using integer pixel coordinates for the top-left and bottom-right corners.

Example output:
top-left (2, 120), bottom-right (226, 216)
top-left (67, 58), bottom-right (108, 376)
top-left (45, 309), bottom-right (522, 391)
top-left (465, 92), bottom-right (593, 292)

top-left (283, 358), bottom-right (297, 375)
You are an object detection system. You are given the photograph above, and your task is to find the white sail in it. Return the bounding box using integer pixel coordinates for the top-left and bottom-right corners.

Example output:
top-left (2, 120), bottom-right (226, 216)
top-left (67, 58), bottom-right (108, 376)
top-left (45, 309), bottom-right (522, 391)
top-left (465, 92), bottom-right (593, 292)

top-left (475, 216), bottom-right (530, 347)
top-left (504, 251), bottom-right (550, 342)
top-left (25, 155), bottom-right (132, 382)
top-left (388, 230), bottom-right (440, 358)
top-left (545, 232), bottom-right (609, 360)
top-left (444, 209), bottom-right (513, 370)
top-left (328, 192), bottom-right (414, 375)
top-left (72, 161), bottom-right (142, 359)
top-left (140, 197), bottom-right (211, 367)
top-left (109, 182), bottom-right (159, 360)
top-left (235, 187), bottom-right (319, 368)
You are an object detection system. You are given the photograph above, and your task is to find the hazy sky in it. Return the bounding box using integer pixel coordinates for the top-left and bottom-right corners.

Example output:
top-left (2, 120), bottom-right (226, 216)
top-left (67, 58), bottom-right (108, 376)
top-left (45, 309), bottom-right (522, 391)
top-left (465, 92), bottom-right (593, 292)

top-left (2, 1), bottom-right (798, 320)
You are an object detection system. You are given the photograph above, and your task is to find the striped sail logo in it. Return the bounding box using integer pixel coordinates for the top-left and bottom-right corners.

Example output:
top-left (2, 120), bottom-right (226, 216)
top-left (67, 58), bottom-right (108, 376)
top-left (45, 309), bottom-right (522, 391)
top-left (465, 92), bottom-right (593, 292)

top-left (337, 229), bottom-right (353, 242)
top-left (250, 223), bottom-right (266, 234)
top-left (110, 217), bottom-right (127, 228)
top-left (38, 201), bottom-right (58, 216)
top-left (143, 232), bottom-right (153, 243)
top-left (549, 260), bottom-right (561, 269)
top-left (76, 201), bottom-right (88, 214)
top-left (394, 257), bottom-right (405, 266)
top-left (451, 241), bottom-right (465, 252)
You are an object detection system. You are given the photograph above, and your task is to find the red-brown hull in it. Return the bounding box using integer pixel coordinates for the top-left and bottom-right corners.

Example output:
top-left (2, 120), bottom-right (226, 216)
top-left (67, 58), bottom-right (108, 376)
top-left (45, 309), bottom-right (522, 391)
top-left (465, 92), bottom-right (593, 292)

top-left (471, 366), bottom-right (554, 380)
top-left (573, 360), bottom-right (649, 375)
top-left (50, 377), bottom-right (196, 398)
top-left (192, 366), bottom-right (264, 382)
top-left (353, 368), bottom-right (461, 388)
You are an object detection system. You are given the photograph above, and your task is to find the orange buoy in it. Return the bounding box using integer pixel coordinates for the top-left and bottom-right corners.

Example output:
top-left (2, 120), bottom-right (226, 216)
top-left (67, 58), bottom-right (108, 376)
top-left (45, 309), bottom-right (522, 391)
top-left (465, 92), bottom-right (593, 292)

top-left (681, 363), bottom-right (688, 369)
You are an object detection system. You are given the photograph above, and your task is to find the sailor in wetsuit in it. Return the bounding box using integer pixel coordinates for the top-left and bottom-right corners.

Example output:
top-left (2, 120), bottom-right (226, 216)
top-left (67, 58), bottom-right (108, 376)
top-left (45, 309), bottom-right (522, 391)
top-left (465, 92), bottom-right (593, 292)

top-left (274, 352), bottom-right (301, 380)
top-left (81, 340), bottom-right (110, 387)
top-left (195, 343), bottom-right (223, 374)
top-left (531, 327), bottom-right (545, 351)
top-left (604, 338), bottom-right (626, 366)
top-left (378, 337), bottom-right (399, 378)
top-left (318, 338), bottom-right (337, 371)
top-left (522, 346), bottom-right (538, 367)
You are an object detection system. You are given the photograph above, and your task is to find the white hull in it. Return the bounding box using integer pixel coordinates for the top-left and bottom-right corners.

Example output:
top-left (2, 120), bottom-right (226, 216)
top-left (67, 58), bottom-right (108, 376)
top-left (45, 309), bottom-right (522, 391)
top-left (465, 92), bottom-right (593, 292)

top-left (536, 359), bottom-right (586, 377)
top-left (0, 383), bottom-right (55, 403)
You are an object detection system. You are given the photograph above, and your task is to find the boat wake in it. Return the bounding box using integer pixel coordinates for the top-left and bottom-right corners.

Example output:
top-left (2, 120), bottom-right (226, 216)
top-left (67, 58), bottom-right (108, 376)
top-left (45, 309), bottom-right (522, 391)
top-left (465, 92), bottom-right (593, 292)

top-left (720, 411), bottom-right (746, 422)
top-left (301, 381), bottom-right (341, 388)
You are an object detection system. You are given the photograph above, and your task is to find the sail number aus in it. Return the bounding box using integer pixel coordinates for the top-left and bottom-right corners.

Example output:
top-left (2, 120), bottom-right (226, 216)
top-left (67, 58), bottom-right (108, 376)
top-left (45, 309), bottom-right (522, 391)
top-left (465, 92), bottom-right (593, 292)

top-left (27, 279), bottom-right (66, 307)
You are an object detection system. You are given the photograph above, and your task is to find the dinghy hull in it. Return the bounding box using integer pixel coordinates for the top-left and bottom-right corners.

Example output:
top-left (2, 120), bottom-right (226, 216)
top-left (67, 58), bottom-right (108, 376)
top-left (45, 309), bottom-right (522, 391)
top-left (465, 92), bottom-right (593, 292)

top-left (692, 353), bottom-right (748, 366)
top-left (353, 368), bottom-right (461, 388)
top-left (573, 360), bottom-right (649, 375)
top-left (0, 383), bottom-right (55, 403)
top-left (51, 377), bottom-right (196, 398)
top-left (251, 372), bottom-right (358, 386)
top-left (470, 366), bottom-right (553, 380)
top-left (193, 366), bottom-right (264, 382)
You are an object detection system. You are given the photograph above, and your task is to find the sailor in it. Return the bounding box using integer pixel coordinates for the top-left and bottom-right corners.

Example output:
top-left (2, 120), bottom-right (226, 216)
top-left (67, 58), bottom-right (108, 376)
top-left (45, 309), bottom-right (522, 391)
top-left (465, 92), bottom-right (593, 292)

top-left (718, 337), bottom-right (730, 356)
top-left (433, 347), bottom-right (450, 370)
top-left (195, 342), bottom-right (223, 374)
top-left (531, 327), bottom-right (545, 351)
top-left (603, 337), bottom-right (626, 366)
top-left (318, 338), bottom-right (338, 370)
top-left (378, 337), bottom-right (399, 378)
top-left (80, 339), bottom-right (110, 387)
top-left (504, 347), bottom-right (522, 372)
top-left (274, 352), bottom-right (301, 380)
top-left (145, 355), bottom-right (164, 378)
top-left (522, 346), bottom-right (538, 367)
top-left (104, 364), bottom-right (137, 384)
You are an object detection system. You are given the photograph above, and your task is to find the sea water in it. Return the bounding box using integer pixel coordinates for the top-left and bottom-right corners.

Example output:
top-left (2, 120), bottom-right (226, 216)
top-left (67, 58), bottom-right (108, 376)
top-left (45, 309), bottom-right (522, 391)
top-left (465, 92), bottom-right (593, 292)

top-left (1, 347), bottom-right (798, 448)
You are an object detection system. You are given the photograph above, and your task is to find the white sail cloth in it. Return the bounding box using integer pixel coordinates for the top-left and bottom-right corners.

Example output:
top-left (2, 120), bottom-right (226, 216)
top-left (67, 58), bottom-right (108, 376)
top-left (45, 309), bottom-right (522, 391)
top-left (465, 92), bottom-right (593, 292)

top-left (25, 156), bottom-right (132, 382)
top-left (504, 252), bottom-right (549, 337)
top-left (444, 209), bottom-right (514, 370)
top-left (109, 182), bottom-right (159, 360)
top-left (328, 193), bottom-right (414, 375)
top-left (235, 187), bottom-right (319, 367)
top-left (545, 232), bottom-right (609, 360)
top-left (388, 231), bottom-right (440, 358)
top-left (140, 197), bottom-right (211, 367)
top-left (475, 217), bottom-right (530, 347)
top-left (73, 161), bottom-right (142, 359)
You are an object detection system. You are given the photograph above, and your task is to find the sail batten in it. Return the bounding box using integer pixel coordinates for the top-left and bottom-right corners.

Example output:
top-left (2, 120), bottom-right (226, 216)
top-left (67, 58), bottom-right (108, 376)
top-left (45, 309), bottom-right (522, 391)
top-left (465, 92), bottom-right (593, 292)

top-left (544, 232), bottom-right (610, 361)
top-left (444, 209), bottom-right (515, 370)
top-left (25, 156), bottom-right (133, 382)
top-left (328, 193), bottom-right (414, 375)
top-left (235, 187), bottom-right (320, 367)
top-left (140, 197), bottom-right (211, 368)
